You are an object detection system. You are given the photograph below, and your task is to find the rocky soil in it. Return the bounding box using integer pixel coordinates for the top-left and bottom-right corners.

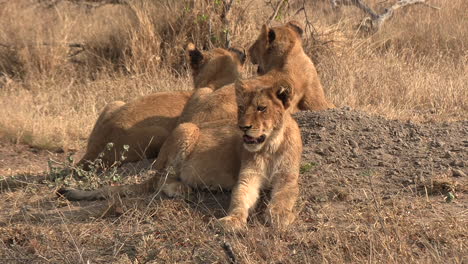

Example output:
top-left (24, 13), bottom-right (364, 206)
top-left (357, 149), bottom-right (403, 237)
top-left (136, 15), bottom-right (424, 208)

top-left (295, 107), bottom-right (467, 201)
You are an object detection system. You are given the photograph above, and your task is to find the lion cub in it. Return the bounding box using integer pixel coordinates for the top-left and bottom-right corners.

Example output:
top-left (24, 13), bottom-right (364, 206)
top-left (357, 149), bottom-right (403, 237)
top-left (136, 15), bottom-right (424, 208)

top-left (249, 20), bottom-right (335, 111)
top-left (76, 44), bottom-right (245, 170)
top-left (58, 80), bottom-right (303, 230)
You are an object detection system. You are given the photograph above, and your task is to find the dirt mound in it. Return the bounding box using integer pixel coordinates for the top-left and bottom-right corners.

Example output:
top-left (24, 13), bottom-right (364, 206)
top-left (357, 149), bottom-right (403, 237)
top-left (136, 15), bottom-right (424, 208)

top-left (296, 107), bottom-right (466, 182)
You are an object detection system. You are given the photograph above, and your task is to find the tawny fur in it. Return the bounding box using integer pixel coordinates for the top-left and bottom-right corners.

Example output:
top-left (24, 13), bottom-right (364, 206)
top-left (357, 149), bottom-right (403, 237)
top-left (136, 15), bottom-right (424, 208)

top-left (58, 80), bottom-right (303, 230)
top-left (76, 45), bottom-right (245, 170)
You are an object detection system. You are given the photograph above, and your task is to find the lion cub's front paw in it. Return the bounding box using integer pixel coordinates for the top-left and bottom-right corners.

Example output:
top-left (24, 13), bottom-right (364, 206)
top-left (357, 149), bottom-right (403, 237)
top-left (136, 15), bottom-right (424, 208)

top-left (265, 208), bottom-right (296, 230)
top-left (218, 215), bottom-right (246, 232)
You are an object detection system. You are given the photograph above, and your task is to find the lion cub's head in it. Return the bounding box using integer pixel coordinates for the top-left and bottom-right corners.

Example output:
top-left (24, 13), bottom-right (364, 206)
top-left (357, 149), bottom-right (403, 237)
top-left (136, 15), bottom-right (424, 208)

top-left (187, 43), bottom-right (246, 90)
top-left (236, 79), bottom-right (293, 152)
top-left (248, 21), bottom-right (303, 74)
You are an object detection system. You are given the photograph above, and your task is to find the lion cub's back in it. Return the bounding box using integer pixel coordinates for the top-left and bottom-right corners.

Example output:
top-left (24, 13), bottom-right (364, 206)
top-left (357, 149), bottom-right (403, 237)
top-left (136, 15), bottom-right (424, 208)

top-left (178, 85), bottom-right (237, 125)
top-left (112, 91), bottom-right (193, 130)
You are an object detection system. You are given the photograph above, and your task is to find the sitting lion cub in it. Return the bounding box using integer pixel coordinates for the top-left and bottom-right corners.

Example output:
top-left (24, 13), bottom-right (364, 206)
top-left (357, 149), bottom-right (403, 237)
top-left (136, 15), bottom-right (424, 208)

top-left (249, 20), bottom-right (335, 111)
top-left (59, 80), bottom-right (302, 230)
top-left (76, 44), bottom-right (245, 170)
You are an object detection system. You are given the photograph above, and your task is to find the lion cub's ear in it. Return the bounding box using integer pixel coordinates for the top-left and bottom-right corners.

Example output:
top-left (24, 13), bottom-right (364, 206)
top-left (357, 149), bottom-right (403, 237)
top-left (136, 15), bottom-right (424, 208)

top-left (275, 81), bottom-right (293, 109)
top-left (228, 47), bottom-right (247, 65)
top-left (261, 24), bottom-right (276, 44)
top-left (286, 20), bottom-right (304, 36)
top-left (187, 42), bottom-right (204, 70)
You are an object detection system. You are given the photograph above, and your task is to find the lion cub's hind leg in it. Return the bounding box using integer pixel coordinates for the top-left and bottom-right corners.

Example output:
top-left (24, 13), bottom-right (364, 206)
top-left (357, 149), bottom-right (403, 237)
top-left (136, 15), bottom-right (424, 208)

top-left (150, 122), bottom-right (201, 198)
top-left (298, 88), bottom-right (335, 111)
top-left (122, 125), bottom-right (172, 162)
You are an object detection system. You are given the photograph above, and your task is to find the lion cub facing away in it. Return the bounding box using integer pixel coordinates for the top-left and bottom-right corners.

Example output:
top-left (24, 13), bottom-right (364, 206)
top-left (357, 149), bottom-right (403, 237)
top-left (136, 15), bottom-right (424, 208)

top-left (76, 44), bottom-right (245, 170)
top-left (59, 80), bottom-right (303, 230)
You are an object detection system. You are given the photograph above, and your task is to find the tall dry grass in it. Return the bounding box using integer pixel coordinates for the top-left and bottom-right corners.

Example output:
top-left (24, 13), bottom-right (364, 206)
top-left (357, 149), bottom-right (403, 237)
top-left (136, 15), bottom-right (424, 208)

top-left (0, 0), bottom-right (466, 151)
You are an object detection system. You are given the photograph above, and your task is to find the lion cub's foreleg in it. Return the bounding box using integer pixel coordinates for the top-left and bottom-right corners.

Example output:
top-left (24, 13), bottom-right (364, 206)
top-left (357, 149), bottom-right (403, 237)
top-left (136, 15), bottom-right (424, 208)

top-left (219, 169), bottom-right (264, 230)
top-left (265, 172), bottom-right (299, 229)
top-left (219, 168), bottom-right (299, 230)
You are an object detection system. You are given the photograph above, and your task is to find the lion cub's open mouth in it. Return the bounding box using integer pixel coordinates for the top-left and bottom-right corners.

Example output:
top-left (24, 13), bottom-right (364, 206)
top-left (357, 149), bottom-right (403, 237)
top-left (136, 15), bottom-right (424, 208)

top-left (243, 134), bottom-right (266, 144)
top-left (256, 66), bottom-right (265, 75)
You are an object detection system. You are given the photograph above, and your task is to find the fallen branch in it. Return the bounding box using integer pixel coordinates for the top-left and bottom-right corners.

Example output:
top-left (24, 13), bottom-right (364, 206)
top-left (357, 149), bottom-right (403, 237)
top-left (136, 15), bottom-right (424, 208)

top-left (374, 0), bottom-right (440, 30)
top-left (0, 42), bottom-right (86, 57)
top-left (0, 42), bottom-right (85, 48)
top-left (37, 0), bottom-right (128, 9)
top-left (332, 0), bottom-right (440, 32)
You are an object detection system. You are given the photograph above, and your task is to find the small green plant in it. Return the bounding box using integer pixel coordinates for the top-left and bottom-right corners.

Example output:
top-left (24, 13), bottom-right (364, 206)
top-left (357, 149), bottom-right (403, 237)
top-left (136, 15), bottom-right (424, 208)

top-left (300, 162), bottom-right (317, 174)
top-left (47, 142), bottom-right (129, 190)
top-left (445, 192), bottom-right (456, 203)
top-left (198, 14), bottom-right (209, 22)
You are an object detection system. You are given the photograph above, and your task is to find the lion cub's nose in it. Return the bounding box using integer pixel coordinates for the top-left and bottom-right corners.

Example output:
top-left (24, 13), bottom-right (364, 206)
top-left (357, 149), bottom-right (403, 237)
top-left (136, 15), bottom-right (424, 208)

top-left (239, 125), bottom-right (252, 132)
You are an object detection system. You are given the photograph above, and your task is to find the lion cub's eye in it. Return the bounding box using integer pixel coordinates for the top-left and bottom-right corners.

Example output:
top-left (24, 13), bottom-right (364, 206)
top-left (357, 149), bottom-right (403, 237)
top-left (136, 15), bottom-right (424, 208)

top-left (257, 106), bottom-right (267, 112)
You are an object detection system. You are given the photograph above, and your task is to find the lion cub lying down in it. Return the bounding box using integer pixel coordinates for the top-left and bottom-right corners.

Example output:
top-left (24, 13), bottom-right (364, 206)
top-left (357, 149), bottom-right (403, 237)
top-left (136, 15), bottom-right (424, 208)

top-left (59, 80), bottom-right (302, 230)
top-left (76, 44), bottom-right (245, 170)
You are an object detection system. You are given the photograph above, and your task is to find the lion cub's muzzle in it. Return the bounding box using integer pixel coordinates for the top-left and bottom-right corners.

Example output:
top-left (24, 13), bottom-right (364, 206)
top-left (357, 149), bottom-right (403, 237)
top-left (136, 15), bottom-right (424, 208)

top-left (239, 126), bottom-right (266, 145)
top-left (242, 134), bottom-right (266, 144)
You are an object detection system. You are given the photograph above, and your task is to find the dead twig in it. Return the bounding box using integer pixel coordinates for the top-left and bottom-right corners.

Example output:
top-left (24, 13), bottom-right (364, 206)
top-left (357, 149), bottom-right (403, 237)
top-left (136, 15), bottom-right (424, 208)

top-left (295, 0), bottom-right (318, 43)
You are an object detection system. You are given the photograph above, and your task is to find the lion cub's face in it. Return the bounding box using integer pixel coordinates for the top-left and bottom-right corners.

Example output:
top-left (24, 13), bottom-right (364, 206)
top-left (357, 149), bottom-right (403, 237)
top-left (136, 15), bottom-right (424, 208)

top-left (188, 43), bottom-right (246, 89)
top-left (236, 80), bottom-right (292, 152)
top-left (248, 21), bottom-right (303, 74)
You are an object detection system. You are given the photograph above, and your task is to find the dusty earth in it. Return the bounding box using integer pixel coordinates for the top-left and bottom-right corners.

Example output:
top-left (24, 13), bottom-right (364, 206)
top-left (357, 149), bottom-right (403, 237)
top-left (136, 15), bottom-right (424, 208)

top-left (0, 108), bottom-right (466, 263)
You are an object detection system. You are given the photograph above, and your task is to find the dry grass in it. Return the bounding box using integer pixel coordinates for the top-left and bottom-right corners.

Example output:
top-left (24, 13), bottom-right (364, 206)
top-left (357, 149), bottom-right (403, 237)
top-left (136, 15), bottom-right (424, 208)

top-left (0, 0), bottom-right (467, 262)
top-left (0, 167), bottom-right (466, 263)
